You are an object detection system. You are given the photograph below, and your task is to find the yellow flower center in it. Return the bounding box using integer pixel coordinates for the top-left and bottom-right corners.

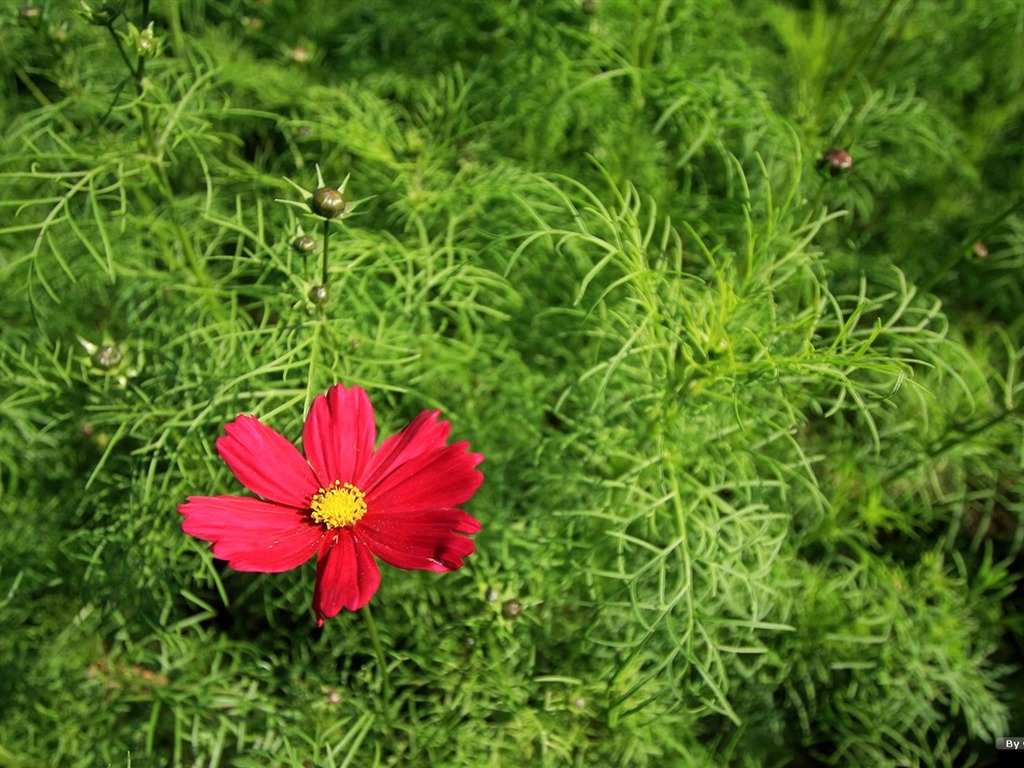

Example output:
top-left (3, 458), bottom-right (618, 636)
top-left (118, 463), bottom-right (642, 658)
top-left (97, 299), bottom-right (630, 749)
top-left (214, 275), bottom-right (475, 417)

top-left (309, 481), bottom-right (367, 529)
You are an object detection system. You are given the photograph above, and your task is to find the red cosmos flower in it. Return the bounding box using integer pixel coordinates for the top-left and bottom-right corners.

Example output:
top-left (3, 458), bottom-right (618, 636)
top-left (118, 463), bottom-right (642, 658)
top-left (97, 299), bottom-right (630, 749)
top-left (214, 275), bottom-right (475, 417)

top-left (179, 384), bottom-right (483, 626)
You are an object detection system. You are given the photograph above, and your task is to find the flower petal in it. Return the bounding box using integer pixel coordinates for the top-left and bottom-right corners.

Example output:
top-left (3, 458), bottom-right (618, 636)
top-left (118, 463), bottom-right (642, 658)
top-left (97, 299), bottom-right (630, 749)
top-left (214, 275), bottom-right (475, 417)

top-left (358, 508), bottom-right (481, 572)
top-left (217, 415), bottom-right (319, 507)
top-left (312, 530), bottom-right (381, 624)
top-left (302, 384), bottom-right (377, 487)
top-left (179, 495), bottom-right (323, 572)
top-left (359, 410), bottom-right (452, 489)
top-left (365, 439), bottom-right (484, 513)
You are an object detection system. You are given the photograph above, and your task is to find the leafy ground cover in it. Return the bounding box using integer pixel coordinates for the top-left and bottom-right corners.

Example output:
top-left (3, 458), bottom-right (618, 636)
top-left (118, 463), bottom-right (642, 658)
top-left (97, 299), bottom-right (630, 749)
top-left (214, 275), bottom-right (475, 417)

top-left (1, 0), bottom-right (1022, 765)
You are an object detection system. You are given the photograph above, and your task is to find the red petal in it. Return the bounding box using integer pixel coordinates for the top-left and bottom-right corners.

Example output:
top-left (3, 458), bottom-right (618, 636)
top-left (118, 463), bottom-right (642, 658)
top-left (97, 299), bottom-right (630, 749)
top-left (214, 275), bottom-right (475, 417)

top-left (358, 508), bottom-right (481, 572)
top-left (179, 495), bottom-right (323, 572)
top-left (302, 384), bottom-right (377, 487)
top-left (216, 415), bottom-right (319, 507)
top-left (359, 410), bottom-right (452, 489)
top-left (312, 530), bottom-right (381, 623)
top-left (366, 440), bottom-right (483, 513)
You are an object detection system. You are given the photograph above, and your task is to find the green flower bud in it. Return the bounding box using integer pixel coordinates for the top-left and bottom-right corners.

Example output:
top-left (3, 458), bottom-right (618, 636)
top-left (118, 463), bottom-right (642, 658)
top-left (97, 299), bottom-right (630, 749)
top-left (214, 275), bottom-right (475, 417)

top-left (292, 234), bottom-right (316, 253)
top-left (79, 1), bottom-right (123, 27)
top-left (50, 21), bottom-right (71, 43)
top-left (310, 187), bottom-right (346, 219)
top-left (18, 4), bottom-right (43, 25)
top-left (92, 344), bottom-right (123, 370)
top-left (133, 21), bottom-right (160, 58)
top-left (121, 21), bottom-right (160, 58)
top-left (308, 285), bottom-right (329, 305)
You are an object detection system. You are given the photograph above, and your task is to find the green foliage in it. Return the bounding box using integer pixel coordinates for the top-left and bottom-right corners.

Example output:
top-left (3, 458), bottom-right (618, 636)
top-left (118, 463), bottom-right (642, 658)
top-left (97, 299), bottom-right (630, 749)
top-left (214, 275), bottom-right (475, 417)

top-left (1, 0), bottom-right (1021, 766)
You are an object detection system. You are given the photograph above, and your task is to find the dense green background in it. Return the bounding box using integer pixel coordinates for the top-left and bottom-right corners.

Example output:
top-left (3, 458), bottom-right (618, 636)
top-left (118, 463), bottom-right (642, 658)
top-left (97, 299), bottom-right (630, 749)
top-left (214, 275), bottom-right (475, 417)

top-left (1, 0), bottom-right (1022, 765)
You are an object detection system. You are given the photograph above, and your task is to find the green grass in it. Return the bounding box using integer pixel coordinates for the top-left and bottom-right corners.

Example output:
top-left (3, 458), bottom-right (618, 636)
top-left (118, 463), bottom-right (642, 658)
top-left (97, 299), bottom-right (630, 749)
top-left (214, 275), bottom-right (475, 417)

top-left (1, 0), bottom-right (1022, 765)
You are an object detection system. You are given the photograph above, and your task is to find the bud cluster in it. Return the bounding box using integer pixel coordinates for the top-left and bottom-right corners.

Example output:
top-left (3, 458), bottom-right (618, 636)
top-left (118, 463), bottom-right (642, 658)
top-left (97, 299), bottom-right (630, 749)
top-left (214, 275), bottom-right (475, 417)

top-left (277, 166), bottom-right (366, 309)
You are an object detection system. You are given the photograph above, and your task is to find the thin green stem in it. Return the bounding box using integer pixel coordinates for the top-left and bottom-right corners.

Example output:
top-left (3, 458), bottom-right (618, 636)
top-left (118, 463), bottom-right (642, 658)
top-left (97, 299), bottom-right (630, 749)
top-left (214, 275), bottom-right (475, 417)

top-left (321, 218), bottom-right (331, 287)
top-left (833, 0), bottom-right (899, 98)
top-left (105, 25), bottom-right (142, 96)
top-left (136, 0), bottom-right (152, 84)
top-left (920, 193), bottom-right (1024, 294)
top-left (882, 402), bottom-right (1023, 485)
top-left (361, 604), bottom-right (392, 711)
top-left (818, 0), bottom-right (900, 136)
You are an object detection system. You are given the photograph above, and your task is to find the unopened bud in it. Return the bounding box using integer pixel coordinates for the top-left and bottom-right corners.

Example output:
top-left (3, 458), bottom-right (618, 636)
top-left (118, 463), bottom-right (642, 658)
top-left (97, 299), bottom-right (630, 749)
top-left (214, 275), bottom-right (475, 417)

top-left (308, 285), bottom-right (329, 305)
top-left (92, 345), bottom-right (123, 370)
top-left (310, 187), bottom-right (346, 219)
top-left (133, 22), bottom-right (160, 58)
top-left (80, 1), bottom-right (122, 26)
top-left (18, 4), bottom-right (43, 25)
top-left (817, 148), bottom-right (853, 177)
top-left (502, 599), bottom-right (522, 619)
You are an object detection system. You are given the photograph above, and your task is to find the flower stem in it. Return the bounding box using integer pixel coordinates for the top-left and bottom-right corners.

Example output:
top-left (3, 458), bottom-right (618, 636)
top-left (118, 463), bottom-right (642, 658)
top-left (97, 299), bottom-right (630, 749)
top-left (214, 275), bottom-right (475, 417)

top-left (105, 25), bottom-right (142, 96)
top-left (361, 604), bottom-right (391, 703)
top-left (321, 217), bottom-right (331, 287)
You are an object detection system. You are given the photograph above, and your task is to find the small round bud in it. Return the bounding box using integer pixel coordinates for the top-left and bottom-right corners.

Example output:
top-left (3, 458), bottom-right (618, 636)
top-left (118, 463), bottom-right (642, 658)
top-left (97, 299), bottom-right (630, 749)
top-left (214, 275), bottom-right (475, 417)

top-left (18, 4), bottom-right (43, 24)
top-left (307, 284), bottom-right (329, 305)
top-left (134, 22), bottom-right (159, 58)
top-left (817, 148), bottom-right (853, 177)
top-left (486, 588), bottom-right (499, 603)
top-left (82, 2), bottom-right (122, 26)
top-left (292, 234), bottom-right (316, 253)
top-left (310, 187), bottom-right (346, 219)
top-left (326, 689), bottom-right (341, 705)
top-left (972, 241), bottom-right (988, 259)
top-left (51, 21), bottom-right (70, 43)
top-left (92, 345), bottom-right (123, 370)
top-left (502, 599), bottom-right (522, 619)
top-left (290, 46), bottom-right (311, 64)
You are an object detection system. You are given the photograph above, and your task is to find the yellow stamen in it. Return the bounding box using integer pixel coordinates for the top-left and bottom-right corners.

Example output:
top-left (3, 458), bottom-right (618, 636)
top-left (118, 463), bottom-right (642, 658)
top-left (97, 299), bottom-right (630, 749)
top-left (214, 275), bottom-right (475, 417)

top-left (309, 481), bottom-right (367, 529)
